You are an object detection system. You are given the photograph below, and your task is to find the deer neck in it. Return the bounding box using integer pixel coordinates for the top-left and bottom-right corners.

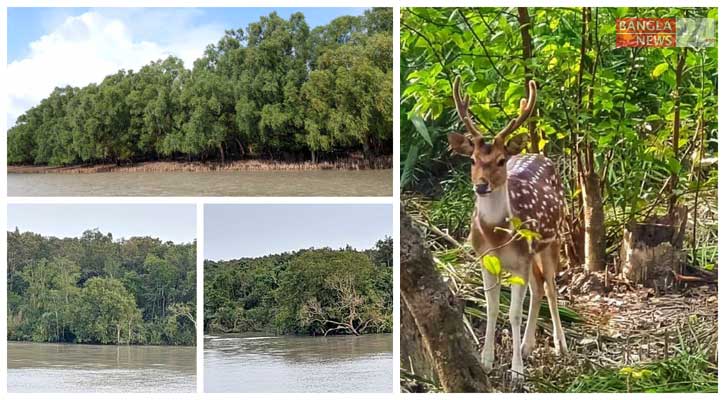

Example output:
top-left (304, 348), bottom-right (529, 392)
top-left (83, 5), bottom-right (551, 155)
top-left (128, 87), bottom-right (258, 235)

top-left (475, 182), bottom-right (512, 228)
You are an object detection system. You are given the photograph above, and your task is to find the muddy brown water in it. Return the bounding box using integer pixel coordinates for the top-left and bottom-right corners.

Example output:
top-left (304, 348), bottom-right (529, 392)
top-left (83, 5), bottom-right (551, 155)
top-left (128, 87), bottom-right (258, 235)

top-left (7, 169), bottom-right (393, 196)
top-left (7, 341), bottom-right (196, 393)
top-left (204, 333), bottom-right (393, 393)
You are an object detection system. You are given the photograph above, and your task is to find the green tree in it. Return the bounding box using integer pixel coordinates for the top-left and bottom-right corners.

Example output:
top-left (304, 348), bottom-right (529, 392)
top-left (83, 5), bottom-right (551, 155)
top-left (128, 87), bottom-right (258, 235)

top-left (13, 257), bottom-right (80, 342)
top-left (7, 10), bottom-right (393, 167)
top-left (7, 229), bottom-right (196, 345)
top-left (72, 277), bottom-right (141, 344)
top-left (204, 245), bottom-right (393, 336)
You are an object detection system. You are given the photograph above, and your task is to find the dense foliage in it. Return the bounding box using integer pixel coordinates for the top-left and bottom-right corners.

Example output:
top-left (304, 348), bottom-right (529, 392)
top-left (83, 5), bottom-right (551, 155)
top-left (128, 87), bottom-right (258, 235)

top-left (205, 238), bottom-right (393, 335)
top-left (401, 7), bottom-right (717, 268)
top-left (7, 229), bottom-right (196, 345)
top-left (8, 8), bottom-right (393, 166)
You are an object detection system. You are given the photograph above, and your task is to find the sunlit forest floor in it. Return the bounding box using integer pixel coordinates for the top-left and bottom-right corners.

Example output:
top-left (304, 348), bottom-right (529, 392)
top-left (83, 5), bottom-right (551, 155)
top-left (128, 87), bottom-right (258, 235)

top-left (401, 197), bottom-right (718, 393)
top-left (7, 155), bottom-right (393, 174)
top-left (495, 274), bottom-right (716, 392)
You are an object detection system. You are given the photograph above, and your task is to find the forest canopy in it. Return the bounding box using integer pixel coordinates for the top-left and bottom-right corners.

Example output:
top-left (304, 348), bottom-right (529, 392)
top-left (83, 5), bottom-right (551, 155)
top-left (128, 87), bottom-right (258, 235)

top-left (204, 237), bottom-right (393, 336)
top-left (8, 8), bottom-right (393, 166)
top-left (7, 229), bottom-right (196, 346)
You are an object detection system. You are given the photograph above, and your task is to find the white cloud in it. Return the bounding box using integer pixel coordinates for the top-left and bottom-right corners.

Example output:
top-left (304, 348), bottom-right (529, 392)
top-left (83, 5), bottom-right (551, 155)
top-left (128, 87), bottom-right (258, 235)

top-left (7, 10), bottom-right (223, 128)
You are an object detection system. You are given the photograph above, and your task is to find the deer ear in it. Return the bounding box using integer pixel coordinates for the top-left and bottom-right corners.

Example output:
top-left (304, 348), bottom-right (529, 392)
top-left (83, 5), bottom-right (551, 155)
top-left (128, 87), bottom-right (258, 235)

top-left (448, 133), bottom-right (474, 156)
top-left (505, 133), bottom-right (528, 155)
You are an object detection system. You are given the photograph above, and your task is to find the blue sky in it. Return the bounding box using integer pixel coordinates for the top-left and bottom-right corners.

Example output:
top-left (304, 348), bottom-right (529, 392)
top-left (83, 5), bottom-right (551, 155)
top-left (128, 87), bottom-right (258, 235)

top-left (8, 204), bottom-right (197, 243)
top-left (8, 7), bottom-right (368, 63)
top-left (204, 204), bottom-right (392, 260)
top-left (6, 7), bottom-right (368, 128)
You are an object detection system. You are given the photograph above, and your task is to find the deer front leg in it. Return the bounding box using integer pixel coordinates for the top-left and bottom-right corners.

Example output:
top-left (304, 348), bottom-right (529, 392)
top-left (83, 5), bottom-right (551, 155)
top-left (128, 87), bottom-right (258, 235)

top-left (509, 275), bottom-right (527, 384)
top-left (481, 268), bottom-right (500, 371)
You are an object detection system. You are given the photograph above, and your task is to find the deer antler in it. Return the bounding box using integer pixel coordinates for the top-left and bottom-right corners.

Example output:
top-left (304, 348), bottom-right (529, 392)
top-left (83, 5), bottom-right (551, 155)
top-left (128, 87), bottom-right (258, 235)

top-left (452, 76), bottom-right (484, 137)
top-left (494, 80), bottom-right (537, 143)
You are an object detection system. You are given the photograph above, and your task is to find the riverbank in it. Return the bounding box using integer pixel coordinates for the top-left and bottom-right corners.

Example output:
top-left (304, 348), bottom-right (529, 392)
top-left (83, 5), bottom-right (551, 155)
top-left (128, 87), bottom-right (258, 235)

top-left (205, 330), bottom-right (392, 337)
top-left (8, 155), bottom-right (392, 174)
top-left (7, 339), bottom-right (195, 347)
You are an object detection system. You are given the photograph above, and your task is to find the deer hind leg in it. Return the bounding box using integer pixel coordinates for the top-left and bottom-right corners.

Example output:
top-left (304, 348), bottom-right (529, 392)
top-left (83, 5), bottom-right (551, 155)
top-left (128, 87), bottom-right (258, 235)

top-left (541, 242), bottom-right (568, 355)
top-left (508, 262), bottom-right (529, 383)
top-left (522, 259), bottom-right (544, 358)
top-left (481, 268), bottom-right (500, 371)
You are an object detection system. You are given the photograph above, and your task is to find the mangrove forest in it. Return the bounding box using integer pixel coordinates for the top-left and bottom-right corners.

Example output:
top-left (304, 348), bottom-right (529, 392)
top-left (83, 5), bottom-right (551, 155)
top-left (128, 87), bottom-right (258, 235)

top-left (204, 237), bottom-right (393, 336)
top-left (7, 229), bottom-right (197, 346)
top-left (7, 8), bottom-right (393, 167)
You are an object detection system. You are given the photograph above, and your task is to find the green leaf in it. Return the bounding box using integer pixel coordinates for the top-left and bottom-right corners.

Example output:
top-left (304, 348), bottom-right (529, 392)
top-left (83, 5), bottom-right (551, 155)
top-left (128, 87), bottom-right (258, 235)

top-left (667, 157), bottom-right (682, 174)
top-left (652, 63), bottom-right (669, 78)
top-left (517, 228), bottom-right (542, 243)
top-left (481, 255), bottom-right (501, 276)
top-left (507, 275), bottom-right (526, 286)
top-left (401, 144), bottom-right (419, 187)
top-left (505, 82), bottom-right (524, 102)
top-left (410, 115), bottom-right (432, 147)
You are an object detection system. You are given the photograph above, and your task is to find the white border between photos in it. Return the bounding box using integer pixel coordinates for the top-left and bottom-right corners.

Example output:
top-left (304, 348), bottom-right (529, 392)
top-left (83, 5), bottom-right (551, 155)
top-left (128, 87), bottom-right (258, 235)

top-left (0, 1), bottom-right (722, 400)
top-left (3, 4), bottom-right (10, 399)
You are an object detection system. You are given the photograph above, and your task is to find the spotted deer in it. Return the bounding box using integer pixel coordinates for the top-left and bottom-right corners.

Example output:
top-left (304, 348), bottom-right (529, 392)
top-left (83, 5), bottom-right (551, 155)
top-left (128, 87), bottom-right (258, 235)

top-left (447, 76), bottom-right (568, 382)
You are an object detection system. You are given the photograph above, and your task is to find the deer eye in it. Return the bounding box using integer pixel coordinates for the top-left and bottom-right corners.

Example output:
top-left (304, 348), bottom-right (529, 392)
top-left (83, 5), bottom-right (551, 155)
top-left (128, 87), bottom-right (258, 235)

top-left (497, 158), bottom-right (506, 167)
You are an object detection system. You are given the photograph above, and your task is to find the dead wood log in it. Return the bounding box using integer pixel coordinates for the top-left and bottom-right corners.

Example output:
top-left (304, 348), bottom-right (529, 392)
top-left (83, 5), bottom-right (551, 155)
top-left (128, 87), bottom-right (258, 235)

top-left (619, 206), bottom-right (687, 290)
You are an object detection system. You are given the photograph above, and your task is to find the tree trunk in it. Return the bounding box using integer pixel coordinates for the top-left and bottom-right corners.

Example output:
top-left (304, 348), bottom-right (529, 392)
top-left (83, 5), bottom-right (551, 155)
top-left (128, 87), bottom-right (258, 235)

top-left (619, 208), bottom-right (686, 291)
top-left (669, 48), bottom-right (687, 215)
top-left (401, 296), bottom-right (437, 384)
top-left (581, 170), bottom-right (605, 272)
top-left (517, 7), bottom-right (539, 153)
top-left (116, 325), bottom-right (121, 344)
top-left (235, 138), bottom-right (245, 158)
top-left (575, 7), bottom-right (606, 273)
top-left (400, 206), bottom-right (490, 393)
top-left (218, 143), bottom-right (226, 164)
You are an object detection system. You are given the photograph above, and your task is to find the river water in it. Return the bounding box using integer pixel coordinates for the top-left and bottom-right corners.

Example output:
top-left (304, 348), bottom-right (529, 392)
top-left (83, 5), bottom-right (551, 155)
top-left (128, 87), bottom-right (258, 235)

top-left (7, 169), bottom-right (393, 196)
top-left (204, 333), bottom-right (393, 393)
top-left (7, 341), bottom-right (196, 393)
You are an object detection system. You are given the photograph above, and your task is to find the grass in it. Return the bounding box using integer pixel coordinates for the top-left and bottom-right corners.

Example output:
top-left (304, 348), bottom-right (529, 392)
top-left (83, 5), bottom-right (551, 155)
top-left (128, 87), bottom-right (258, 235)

top-left (560, 350), bottom-right (718, 393)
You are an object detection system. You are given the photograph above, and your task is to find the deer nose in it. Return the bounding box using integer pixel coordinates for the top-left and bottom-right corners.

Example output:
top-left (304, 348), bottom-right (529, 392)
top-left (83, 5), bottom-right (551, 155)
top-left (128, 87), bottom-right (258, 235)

top-left (475, 182), bottom-right (490, 195)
